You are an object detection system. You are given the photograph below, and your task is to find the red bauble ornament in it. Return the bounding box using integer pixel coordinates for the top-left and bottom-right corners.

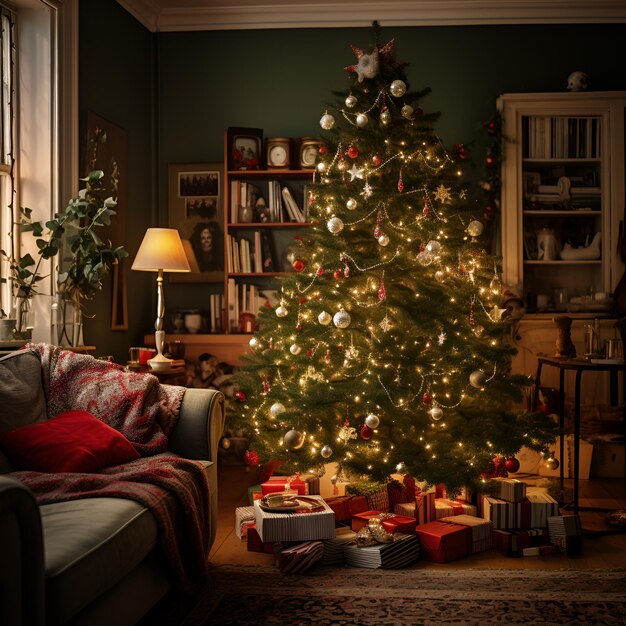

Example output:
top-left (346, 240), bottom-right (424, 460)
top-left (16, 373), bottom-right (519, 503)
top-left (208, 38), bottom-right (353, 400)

top-left (360, 425), bottom-right (374, 440)
top-left (333, 269), bottom-right (343, 280)
top-left (537, 402), bottom-right (550, 414)
top-left (292, 259), bottom-right (306, 272)
top-left (319, 145), bottom-right (327, 154)
top-left (422, 393), bottom-right (432, 404)
top-left (317, 267), bottom-right (325, 276)
top-left (397, 178), bottom-right (404, 192)
top-left (487, 120), bottom-right (497, 134)
top-left (505, 457), bottom-right (520, 473)
top-left (235, 390), bottom-right (247, 403)
top-left (485, 155), bottom-right (495, 167)
top-left (347, 146), bottom-right (359, 159)
top-left (484, 204), bottom-right (495, 215)
top-left (299, 297), bottom-right (308, 304)
top-left (296, 323), bottom-right (303, 331)
top-left (244, 450), bottom-right (259, 467)
top-left (372, 154), bottom-right (382, 166)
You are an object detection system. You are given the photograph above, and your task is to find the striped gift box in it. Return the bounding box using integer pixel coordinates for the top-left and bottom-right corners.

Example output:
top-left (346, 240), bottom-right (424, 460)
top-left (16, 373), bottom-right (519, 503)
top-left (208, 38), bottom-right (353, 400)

top-left (254, 496), bottom-right (336, 542)
top-left (491, 478), bottom-right (527, 502)
top-left (415, 488), bottom-right (436, 525)
top-left (277, 541), bottom-right (324, 574)
top-left (320, 527), bottom-right (357, 566)
top-left (482, 492), bottom-right (559, 529)
top-left (394, 502), bottom-right (416, 518)
top-left (235, 505), bottom-right (256, 540)
top-left (435, 498), bottom-right (478, 519)
top-left (440, 514), bottom-right (492, 553)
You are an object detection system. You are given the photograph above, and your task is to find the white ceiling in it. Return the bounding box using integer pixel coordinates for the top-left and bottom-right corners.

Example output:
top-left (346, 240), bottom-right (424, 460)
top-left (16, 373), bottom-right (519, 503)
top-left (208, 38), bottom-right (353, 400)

top-left (116, 0), bottom-right (626, 32)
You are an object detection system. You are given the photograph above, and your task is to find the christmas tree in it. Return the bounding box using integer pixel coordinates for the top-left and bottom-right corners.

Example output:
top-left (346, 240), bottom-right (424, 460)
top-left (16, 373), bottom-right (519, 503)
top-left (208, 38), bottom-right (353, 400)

top-left (233, 23), bottom-right (554, 492)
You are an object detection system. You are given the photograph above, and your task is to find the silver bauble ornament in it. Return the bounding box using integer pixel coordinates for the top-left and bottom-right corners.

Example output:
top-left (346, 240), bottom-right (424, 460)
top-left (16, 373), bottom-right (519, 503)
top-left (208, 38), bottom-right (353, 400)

top-left (377, 233), bottom-right (390, 247)
top-left (469, 370), bottom-right (486, 388)
top-left (316, 161), bottom-right (327, 172)
top-left (333, 309), bottom-right (351, 329)
top-left (380, 109), bottom-right (391, 125)
top-left (346, 197), bottom-right (358, 210)
top-left (467, 220), bottom-right (484, 237)
top-left (390, 79), bottom-right (407, 97)
top-left (275, 305), bottom-right (288, 318)
top-left (429, 406), bottom-right (443, 421)
top-left (289, 343), bottom-right (302, 355)
top-left (345, 95), bottom-right (357, 108)
top-left (270, 402), bottom-right (286, 418)
top-left (401, 104), bottom-right (414, 119)
top-left (318, 311), bottom-right (332, 325)
top-left (321, 445), bottom-right (333, 459)
top-left (365, 413), bottom-right (380, 429)
top-left (356, 112), bottom-right (369, 127)
top-left (220, 437), bottom-right (231, 449)
top-left (327, 216), bottom-right (344, 235)
top-left (283, 429), bottom-right (305, 449)
top-left (435, 270), bottom-right (445, 282)
top-left (249, 336), bottom-right (259, 348)
top-left (320, 112), bottom-right (335, 130)
top-left (417, 250), bottom-right (434, 266)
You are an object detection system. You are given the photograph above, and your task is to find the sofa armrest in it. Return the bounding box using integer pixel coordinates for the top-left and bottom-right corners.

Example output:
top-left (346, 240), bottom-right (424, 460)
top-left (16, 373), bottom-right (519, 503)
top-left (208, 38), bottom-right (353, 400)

top-left (0, 474), bottom-right (45, 626)
top-left (168, 387), bottom-right (226, 462)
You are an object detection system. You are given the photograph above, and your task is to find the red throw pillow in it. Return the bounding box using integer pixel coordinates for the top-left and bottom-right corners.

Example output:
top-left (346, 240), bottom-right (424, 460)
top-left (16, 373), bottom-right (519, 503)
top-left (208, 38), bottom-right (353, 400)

top-left (0, 410), bottom-right (140, 472)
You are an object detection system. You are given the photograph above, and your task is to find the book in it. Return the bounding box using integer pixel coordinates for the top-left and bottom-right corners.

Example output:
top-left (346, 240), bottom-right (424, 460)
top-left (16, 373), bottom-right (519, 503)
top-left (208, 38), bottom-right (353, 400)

top-left (281, 186), bottom-right (306, 222)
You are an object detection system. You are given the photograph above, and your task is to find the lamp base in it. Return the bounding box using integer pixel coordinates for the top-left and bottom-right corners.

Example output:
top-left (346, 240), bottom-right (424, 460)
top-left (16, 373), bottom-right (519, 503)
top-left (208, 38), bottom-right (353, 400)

top-left (148, 353), bottom-right (173, 371)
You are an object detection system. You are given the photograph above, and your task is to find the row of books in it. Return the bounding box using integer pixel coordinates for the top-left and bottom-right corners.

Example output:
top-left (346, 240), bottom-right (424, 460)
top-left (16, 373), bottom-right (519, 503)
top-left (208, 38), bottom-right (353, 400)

top-left (226, 279), bottom-right (278, 332)
top-left (230, 180), bottom-right (306, 223)
top-left (226, 231), bottom-right (276, 274)
top-left (522, 116), bottom-right (601, 160)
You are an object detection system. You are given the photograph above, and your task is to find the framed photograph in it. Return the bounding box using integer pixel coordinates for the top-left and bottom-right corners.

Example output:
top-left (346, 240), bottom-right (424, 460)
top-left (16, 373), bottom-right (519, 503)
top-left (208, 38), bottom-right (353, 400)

top-left (227, 127), bottom-right (263, 170)
top-left (168, 163), bottom-right (224, 283)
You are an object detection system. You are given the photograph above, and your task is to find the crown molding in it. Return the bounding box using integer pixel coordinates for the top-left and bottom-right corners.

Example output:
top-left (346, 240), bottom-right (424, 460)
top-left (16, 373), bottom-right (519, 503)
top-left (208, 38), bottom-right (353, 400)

top-left (116, 0), bottom-right (626, 33)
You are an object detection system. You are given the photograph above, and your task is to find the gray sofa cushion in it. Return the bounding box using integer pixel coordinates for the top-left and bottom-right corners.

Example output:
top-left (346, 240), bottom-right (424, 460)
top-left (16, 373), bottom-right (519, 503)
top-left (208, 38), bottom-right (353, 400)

top-left (0, 349), bottom-right (47, 432)
top-left (41, 497), bottom-right (158, 625)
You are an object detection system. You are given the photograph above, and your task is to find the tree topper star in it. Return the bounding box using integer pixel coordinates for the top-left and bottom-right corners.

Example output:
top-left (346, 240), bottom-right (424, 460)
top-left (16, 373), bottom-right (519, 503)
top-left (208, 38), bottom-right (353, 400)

top-left (344, 45), bottom-right (379, 82)
top-left (348, 164), bottom-right (365, 181)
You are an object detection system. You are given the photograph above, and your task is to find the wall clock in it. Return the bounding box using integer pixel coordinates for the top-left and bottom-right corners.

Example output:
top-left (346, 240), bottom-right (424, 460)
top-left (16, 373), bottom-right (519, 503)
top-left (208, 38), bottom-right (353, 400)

top-left (299, 138), bottom-right (320, 169)
top-left (266, 138), bottom-right (290, 169)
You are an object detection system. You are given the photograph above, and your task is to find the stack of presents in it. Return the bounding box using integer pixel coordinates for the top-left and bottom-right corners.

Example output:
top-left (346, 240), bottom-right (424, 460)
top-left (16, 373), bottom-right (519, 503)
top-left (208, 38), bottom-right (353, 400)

top-left (235, 472), bottom-right (582, 573)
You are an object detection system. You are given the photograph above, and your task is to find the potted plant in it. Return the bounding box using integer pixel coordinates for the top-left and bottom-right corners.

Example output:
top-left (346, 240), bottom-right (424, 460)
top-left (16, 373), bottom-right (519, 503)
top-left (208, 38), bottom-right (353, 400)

top-left (0, 169), bottom-right (127, 344)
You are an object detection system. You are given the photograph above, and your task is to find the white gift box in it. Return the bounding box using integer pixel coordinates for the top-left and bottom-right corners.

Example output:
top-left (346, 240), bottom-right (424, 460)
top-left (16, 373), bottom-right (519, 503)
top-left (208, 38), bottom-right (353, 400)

top-left (253, 495), bottom-right (336, 542)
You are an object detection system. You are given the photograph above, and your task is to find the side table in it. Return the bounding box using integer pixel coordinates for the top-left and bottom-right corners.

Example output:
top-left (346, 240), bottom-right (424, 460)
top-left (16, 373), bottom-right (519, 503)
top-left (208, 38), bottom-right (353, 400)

top-left (533, 356), bottom-right (626, 516)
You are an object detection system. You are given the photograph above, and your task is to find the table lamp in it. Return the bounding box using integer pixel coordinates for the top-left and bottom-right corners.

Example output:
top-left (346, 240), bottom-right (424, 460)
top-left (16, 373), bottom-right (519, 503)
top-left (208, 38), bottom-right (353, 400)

top-left (132, 228), bottom-right (190, 370)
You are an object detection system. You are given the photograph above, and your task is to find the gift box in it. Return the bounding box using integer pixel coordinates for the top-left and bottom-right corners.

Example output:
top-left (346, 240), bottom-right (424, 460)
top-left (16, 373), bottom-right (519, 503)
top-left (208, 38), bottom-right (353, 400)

top-left (342, 533), bottom-right (421, 569)
top-left (482, 491), bottom-right (559, 529)
top-left (351, 510), bottom-right (384, 532)
top-left (394, 502), bottom-right (416, 518)
top-left (365, 489), bottom-right (390, 513)
top-left (381, 514), bottom-right (418, 535)
top-left (491, 478), bottom-right (527, 502)
top-left (261, 473), bottom-right (307, 496)
top-left (277, 540), bottom-right (324, 573)
top-left (548, 515), bottom-right (582, 556)
top-left (415, 520), bottom-right (471, 563)
top-left (247, 525), bottom-right (274, 553)
top-left (248, 484), bottom-right (263, 505)
top-left (492, 528), bottom-right (548, 557)
top-left (321, 528), bottom-right (358, 566)
top-left (415, 488), bottom-right (436, 525)
top-left (254, 495), bottom-right (336, 542)
top-left (435, 498), bottom-right (477, 519)
top-left (440, 514), bottom-right (492, 553)
top-left (235, 505), bottom-right (256, 540)
top-left (325, 496), bottom-right (352, 521)
top-left (523, 544), bottom-right (561, 556)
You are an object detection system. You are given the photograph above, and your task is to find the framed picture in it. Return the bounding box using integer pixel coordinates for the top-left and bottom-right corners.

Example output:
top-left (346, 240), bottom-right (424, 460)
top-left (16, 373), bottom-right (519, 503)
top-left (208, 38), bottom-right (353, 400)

top-left (227, 127), bottom-right (263, 170)
top-left (168, 163), bottom-right (224, 283)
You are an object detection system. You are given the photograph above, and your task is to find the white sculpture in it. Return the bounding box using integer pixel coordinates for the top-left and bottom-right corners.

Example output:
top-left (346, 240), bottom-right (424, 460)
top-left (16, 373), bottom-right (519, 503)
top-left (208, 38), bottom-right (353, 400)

top-left (536, 228), bottom-right (560, 261)
top-left (559, 232), bottom-right (601, 260)
top-left (567, 71), bottom-right (588, 92)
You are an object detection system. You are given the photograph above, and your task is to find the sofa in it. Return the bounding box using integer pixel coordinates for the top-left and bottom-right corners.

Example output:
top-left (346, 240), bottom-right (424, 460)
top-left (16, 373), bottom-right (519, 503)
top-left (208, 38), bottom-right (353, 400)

top-left (0, 346), bottom-right (226, 625)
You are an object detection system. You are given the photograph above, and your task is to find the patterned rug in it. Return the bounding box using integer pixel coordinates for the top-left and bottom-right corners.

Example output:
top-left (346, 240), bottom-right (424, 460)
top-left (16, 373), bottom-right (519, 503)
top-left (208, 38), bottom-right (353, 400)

top-left (144, 565), bottom-right (626, 625)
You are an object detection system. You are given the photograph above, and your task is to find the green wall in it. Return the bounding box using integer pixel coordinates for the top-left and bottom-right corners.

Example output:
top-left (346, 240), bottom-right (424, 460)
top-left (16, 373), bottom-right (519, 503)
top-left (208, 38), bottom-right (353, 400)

top-left (79, 0), bottom-right (626, 362)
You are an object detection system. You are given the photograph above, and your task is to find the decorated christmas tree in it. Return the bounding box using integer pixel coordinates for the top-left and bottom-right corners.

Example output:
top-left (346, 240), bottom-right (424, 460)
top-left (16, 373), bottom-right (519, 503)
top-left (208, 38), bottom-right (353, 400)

top-left (232, 23), bottom-right (554, 492)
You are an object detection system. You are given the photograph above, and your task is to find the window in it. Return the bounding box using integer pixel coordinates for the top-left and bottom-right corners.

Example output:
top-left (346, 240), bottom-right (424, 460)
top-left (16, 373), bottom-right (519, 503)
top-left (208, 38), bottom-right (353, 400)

top-left (0, 0), bottom-right (77, 338)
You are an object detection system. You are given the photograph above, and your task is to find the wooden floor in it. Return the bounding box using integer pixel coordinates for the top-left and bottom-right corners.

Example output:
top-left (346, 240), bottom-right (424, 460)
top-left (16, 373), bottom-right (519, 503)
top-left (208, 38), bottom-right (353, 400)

top-left (210, 464), bottom-right (626, 570)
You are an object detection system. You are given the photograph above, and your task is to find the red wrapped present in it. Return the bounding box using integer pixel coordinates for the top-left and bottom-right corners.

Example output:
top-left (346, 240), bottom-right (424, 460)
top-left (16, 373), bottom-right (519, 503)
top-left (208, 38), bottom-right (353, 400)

top-left (387, 479), bottom-right (408, 509)
top-left (347, 495), bottom-right (369, 516)
top-left (415, 520), bottom-right (471, 563)
top-left (247, 525), bottom-right (274, 553)
top-left (440, 514), bottom-right (492, 553)
top-left (435, 498), bottom-right (477, 519)
top-left (261, 473), bottom-right (307, 496)
top-left (415, 488), bottom-right (436, 525)
top-left (325, 496), bottom-right (352, 521)
top-left (435, 483), bottom-right (447, 498)
top-left (248, 485), bottom-right (263, 505)
top-left (492, 528), bottom-right (548, 557)
top-left (351, 510), bottom-right (384, 532)
top-left (381, 514), bottom-right (418, 535)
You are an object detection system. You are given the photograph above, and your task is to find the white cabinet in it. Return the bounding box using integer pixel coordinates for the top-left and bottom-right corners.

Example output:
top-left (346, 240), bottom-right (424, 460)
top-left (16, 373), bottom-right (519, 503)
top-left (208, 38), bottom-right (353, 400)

top-left (498, 91), bottom-right (626, 313)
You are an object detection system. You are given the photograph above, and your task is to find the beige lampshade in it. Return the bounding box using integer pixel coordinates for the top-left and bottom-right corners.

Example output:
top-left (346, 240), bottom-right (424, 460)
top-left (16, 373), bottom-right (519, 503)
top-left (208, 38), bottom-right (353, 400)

top-left (132, 228), bottom-right (191, 272)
